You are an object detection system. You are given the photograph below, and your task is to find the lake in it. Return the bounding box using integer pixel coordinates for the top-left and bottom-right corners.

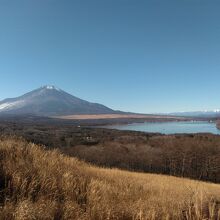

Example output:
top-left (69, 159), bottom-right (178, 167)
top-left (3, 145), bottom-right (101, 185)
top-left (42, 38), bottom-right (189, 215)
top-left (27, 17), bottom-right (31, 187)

top-left (103, 121), bottom-right (220, 135)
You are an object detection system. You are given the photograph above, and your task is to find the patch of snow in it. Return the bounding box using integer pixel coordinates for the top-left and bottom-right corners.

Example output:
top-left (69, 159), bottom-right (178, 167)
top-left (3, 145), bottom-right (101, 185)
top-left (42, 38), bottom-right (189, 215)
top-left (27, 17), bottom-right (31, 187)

top-left (0, 100), bottom-right (25, 111)
top-left (0, 103), bottom-right (13, 110)
top-left (46, 86), bottom-right (54, 89)
top-left (44, 85), bottom-right (61, 91)
top-left (214, 109), bottom-right (220, 113)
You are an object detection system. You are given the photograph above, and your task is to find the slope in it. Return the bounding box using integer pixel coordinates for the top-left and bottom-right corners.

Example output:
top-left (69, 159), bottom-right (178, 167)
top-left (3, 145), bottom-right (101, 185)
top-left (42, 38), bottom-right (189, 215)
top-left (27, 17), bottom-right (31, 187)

top-left (0, 137), bottom-right (220, 219)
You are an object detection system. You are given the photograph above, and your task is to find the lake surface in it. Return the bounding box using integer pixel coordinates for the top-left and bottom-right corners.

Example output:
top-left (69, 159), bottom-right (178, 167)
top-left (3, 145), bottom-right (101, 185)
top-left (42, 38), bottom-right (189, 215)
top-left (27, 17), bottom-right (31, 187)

top-left (103, 121), bottom-right (220, 135)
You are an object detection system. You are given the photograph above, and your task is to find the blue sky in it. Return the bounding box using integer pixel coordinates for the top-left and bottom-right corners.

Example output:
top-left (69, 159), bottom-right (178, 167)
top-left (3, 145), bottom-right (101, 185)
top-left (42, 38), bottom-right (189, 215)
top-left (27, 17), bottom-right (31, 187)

top-left (0, 0), bottom-right (220, 113)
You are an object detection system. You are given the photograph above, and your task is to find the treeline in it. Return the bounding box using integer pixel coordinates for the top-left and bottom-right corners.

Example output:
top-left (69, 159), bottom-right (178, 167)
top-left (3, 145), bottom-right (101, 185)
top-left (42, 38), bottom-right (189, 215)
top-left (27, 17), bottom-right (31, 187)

top-left (62, 134), bottom-right (220, 183)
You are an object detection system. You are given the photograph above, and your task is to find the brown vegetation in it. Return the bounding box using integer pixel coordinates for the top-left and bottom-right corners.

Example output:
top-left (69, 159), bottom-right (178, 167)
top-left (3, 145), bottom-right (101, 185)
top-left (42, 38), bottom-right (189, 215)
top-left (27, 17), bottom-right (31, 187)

top-left (63, 133), bottom-right (220, 183)
top-left (1, 137), bottom-right (220, 219)
top-left (1, 120), bottom-right (220, 184)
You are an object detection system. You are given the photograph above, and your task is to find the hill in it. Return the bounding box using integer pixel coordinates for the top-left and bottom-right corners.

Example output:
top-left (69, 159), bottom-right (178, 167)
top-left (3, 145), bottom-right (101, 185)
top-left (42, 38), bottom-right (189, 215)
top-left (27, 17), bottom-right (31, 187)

top-left (0, 137), bottom-right (220, 219)
top-left (1, 118), bottom-right (220, 183)
top-left (0, 86), bottom-right (115, 116)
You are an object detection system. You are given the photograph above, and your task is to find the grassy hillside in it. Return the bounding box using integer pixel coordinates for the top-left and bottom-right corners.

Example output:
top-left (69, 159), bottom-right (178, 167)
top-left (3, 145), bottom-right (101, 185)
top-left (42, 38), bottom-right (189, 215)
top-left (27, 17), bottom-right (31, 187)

top-left (0, 137), bottom-right (220, 219)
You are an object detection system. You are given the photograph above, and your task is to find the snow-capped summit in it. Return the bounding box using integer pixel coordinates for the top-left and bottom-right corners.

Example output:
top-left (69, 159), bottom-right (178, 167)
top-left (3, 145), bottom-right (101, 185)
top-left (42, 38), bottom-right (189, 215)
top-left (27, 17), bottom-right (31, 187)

top-left (42, 85), bottom-right (61, 91)
top-left (0, 86), bottom-right (115, 116)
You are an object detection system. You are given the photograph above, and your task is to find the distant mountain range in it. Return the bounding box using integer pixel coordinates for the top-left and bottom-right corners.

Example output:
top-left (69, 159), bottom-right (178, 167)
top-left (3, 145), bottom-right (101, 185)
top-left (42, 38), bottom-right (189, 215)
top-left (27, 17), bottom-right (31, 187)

top-left (0, 86), bottom-right (115, 116)
top-left (167, 110), bottom-right (220, 118)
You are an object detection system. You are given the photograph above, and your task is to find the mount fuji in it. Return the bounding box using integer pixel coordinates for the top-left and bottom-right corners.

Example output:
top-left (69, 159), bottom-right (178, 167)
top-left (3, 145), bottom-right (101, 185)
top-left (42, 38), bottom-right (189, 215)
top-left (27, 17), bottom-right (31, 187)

top-left (0, 86), bottom-right (115, 116)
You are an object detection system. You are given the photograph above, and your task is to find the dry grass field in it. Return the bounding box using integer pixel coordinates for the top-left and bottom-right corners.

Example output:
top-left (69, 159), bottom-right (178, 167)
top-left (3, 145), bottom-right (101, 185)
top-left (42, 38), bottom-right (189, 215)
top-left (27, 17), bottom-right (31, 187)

top-left (0, 137), bottom-right (220, 219)
top-left (56, 114), bottom-right (185, 120)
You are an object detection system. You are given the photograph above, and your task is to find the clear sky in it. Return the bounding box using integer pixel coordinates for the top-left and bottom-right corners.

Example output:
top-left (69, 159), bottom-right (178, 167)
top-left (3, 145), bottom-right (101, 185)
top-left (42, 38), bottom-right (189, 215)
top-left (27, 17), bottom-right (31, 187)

top-left (0, 0), bottom-right (220, 113)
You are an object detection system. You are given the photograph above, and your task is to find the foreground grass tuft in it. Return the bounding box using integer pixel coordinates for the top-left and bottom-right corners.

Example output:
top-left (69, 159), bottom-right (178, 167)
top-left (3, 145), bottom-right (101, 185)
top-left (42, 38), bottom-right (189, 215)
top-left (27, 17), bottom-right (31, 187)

top-left (0, 136), bottom-right (220, 219)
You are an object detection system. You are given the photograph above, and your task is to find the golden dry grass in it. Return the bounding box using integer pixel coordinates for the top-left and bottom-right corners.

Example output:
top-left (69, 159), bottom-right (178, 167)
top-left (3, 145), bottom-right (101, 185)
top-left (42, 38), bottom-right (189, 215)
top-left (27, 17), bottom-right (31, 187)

top-left (0, 136), bottom-right (220, 220)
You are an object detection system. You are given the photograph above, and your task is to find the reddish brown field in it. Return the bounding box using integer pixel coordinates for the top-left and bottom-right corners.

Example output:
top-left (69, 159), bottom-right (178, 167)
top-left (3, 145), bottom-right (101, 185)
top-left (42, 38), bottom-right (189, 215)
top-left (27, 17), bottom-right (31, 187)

top-left (56, 113), bottom-right (184, 120)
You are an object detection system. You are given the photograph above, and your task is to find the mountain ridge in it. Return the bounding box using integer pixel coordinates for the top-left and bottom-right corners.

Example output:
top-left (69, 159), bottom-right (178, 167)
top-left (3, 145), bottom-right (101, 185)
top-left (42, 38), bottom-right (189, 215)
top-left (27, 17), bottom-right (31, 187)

top-left (0, 85), bottom-right (116, 116)
top-left (167, 110), bottom-right (220, 118)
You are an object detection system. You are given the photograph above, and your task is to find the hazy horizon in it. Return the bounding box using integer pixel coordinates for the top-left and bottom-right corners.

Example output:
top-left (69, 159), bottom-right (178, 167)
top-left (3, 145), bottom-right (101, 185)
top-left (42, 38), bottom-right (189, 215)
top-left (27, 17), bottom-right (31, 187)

top-left (1, 0), bottom-right (220, 113)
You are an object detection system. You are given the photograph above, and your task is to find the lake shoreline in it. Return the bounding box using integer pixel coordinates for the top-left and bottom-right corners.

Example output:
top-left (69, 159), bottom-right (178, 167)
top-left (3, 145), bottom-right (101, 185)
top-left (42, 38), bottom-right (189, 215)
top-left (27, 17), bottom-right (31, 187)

top-left (99, 120), bottom-right (220, 135)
